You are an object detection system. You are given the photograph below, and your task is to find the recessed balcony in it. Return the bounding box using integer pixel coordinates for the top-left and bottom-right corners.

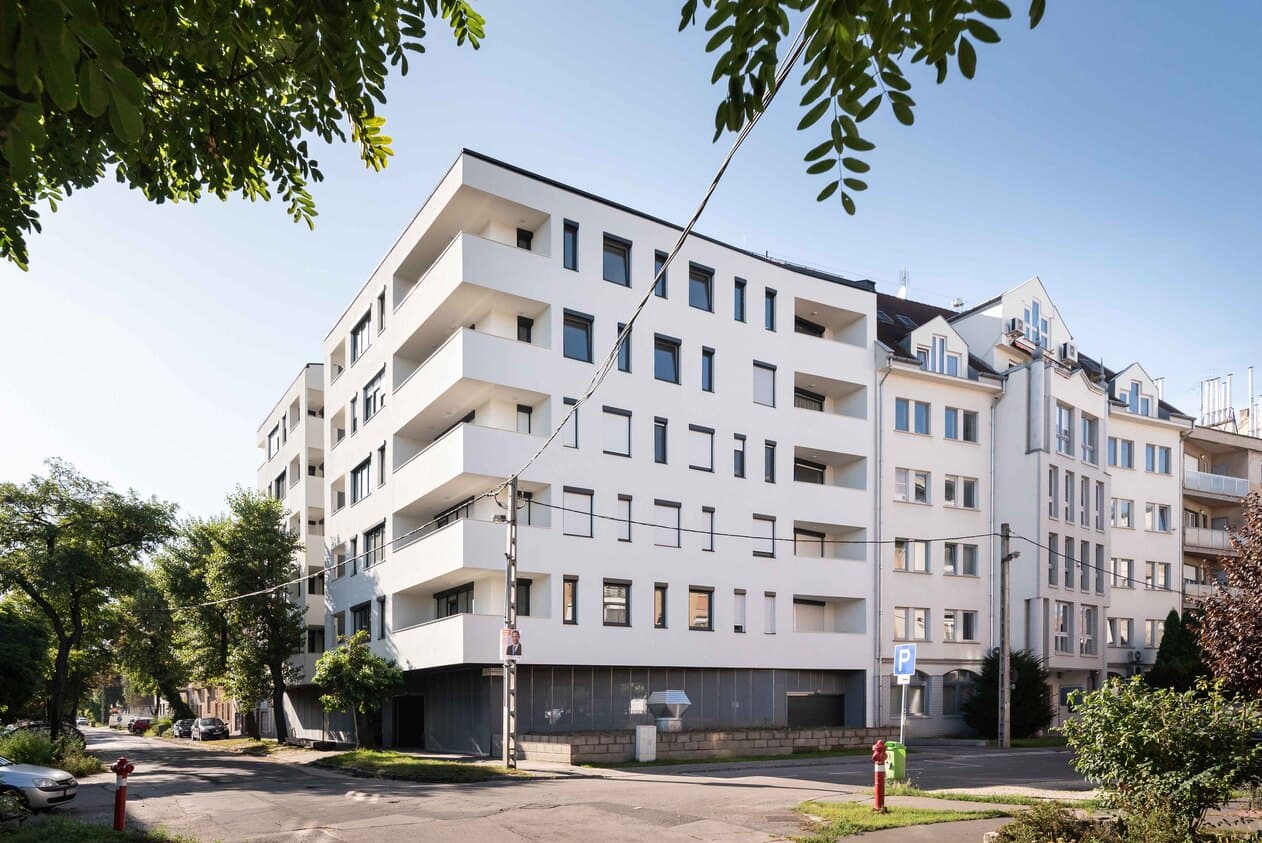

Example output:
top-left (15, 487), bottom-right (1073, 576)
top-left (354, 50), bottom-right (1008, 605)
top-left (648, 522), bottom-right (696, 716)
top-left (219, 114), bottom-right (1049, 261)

top-left (1184, 469), bottom-right (1249, 500)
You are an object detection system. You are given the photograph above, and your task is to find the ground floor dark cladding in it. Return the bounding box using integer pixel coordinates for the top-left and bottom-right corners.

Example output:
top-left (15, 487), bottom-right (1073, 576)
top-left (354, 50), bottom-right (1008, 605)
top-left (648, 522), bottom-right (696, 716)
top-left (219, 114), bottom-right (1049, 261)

top-left (380, 664), bottom-right (866, 756)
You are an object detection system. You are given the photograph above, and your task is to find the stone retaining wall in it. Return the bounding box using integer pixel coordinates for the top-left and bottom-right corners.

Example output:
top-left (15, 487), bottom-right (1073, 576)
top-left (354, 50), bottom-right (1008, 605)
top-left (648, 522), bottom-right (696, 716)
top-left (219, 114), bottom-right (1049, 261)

top-left (519, 726), bottom-right (899, 764)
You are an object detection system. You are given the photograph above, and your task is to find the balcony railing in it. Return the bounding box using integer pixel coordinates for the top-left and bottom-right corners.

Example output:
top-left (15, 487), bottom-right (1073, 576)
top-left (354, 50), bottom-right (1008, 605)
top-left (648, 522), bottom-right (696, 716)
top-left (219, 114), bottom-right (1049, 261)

top-left (1185, 526), bottom-right (1235, 551)
top-left (1184, 469), bottom-right (1249, 498)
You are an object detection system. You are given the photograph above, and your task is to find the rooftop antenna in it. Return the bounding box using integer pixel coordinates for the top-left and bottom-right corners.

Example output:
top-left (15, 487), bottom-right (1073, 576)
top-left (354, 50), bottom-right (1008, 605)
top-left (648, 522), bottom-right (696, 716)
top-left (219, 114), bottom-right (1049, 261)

top-left (950, 297), bottom-right (965, 310)
top-left (896, 268), bottom-right (909, 300)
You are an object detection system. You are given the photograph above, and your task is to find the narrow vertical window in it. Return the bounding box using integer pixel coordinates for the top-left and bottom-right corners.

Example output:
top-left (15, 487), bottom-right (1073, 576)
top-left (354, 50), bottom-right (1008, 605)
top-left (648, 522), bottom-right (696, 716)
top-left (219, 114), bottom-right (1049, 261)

top-left (563, 220), bottom-right (578, 270)
top-left (654, 250), bottom-right (668, 298)
top-left (702, 506), bottom-right (715, 552)
top-left (563, 397), bottom-right (578, 448)
top-left (616, 323), bottom-right (631, 372)
top-left (654, 417), bottom-right (668, 464)
top-left (688, 263), bottom-right (714, 311)
top-left (733, 434), bottom-right (746, 477)
top-left (602, 234), bottom-right (631, 286)
top-left (517, 315), bottom-right (533, 343)
top-left (733, 589), bottom-right (747, 633)
top-left (701, 347), bottom-right (715, 392)
top-left (563, 577), bottom-right (578, 624)
top-left (764, 592), bottom-right (776, 634)
top-left (654, 583), bottom-right (668, 628)
top-left (734, 278), bottom-right (747, 321)
top-left (516, 227), bottom-right (533, 250)
top-left (764, 440), bottom-right (776, 483)
top-left (764, 288), bottom-right (776, 331)
top-left (516, 404), bottom-right (533, 435)
top-left (376, 290), bottom-right (386, 332)
top-left (617, 494), bottom-right (632, 542)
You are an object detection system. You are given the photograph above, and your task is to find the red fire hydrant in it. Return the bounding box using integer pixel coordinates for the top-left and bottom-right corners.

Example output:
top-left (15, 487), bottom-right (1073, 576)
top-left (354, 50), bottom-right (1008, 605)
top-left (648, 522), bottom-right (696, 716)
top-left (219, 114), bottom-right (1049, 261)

top-left (109, 757), bottom-right (135, 831)
top-left (872, 739), bottom-right (888, 813)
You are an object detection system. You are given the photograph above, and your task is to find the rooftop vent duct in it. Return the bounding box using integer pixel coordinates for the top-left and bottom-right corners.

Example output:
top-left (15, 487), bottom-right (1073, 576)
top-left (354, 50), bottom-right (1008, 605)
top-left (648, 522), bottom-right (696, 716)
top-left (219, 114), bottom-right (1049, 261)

top-left (646, 690), bottom-right (691, 732)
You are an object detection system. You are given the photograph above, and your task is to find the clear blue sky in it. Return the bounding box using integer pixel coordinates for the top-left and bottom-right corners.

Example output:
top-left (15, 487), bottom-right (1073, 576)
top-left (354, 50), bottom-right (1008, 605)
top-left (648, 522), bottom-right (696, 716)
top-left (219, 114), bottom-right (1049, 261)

top-left (2, 1), bottom-right (1259, 518)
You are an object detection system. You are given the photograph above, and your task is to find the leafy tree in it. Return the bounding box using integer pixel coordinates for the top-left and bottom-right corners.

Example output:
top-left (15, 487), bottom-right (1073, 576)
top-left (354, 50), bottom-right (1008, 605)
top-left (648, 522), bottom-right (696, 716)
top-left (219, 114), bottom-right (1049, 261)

top-left (0, 600), bottom-right (50, 718)
top-left (683, 0), bottom-right (1045, 213)
top-left (1060, 677), bottom-right (1262, 835)
top-left (314, 630), bottom-right (404, 748)
top-left (0, 0), bottom-right (486, 270)
top-left (209, 489), bottom-right (303, 742)
top-left (114, 580), bottom-right (195, 720)
top-left (0, 459), bottom-right (174, 738)
top-left (1197, 491), bottom-right (1262, 697)
top-left (1145, 608), bottom-right (1207, 692)
top-left (158, 518), bottom-right (232, 684)
top-left (962, 648), bottom-right (1053, 739)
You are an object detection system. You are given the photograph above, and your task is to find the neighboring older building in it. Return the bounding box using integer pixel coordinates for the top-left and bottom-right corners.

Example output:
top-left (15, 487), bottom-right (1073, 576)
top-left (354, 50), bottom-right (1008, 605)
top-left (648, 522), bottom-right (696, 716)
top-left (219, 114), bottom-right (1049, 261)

top-left (1182, 425), bottom-right (1262, 608)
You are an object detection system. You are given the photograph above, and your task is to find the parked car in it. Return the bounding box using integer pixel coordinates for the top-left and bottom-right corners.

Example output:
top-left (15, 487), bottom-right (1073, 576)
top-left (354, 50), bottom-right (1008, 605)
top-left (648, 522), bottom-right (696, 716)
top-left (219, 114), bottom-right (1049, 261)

top-left (191, 717), bottom-right (228, 741)
top-left (127, 718), bottom-right (152, 736)
top-left (171, 719), bottom-right (194, 739)
top-left (0, 754), bottom-right (77, 811)
top-left (74, 717), bottom-right (89, 727)
top-left (1, 722), bottom-right (85, 748)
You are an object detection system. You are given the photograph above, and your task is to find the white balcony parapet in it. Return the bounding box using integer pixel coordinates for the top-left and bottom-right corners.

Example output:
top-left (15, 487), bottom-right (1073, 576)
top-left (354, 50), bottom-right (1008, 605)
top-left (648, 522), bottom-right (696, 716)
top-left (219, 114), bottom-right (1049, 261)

top-left (1184, 526), bottom-right (1235, 552)
top-left (1184, 469), bottom-right (1249, 498)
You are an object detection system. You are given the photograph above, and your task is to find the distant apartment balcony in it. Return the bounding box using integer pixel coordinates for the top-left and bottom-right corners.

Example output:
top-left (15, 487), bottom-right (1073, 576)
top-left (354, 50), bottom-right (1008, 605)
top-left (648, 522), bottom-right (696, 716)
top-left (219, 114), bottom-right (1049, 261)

top-left (379, 518), bottom-right (551, 595)
top-left (392, 423), bottom-right (541, 515)
top-left (1184, 525), bottom-right (1239, 556)
top-left (387, 612), bottom-right (506, 671)
top-left (1184, 469), bottom-right (1249, 499)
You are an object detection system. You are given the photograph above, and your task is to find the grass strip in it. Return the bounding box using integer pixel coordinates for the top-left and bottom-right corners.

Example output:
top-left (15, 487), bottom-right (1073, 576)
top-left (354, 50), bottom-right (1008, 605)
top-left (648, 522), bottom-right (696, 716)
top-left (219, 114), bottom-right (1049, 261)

top-left (1, 815), bottom-right (194, 842)
top-left (797, 799), bottom-right (1006, 841)
top-left (882, 782), bottom-right (1099, 808)
top-left (318, 749), bottom-right (520, 783)
top-left (585, 747), bottom-right (872, 768)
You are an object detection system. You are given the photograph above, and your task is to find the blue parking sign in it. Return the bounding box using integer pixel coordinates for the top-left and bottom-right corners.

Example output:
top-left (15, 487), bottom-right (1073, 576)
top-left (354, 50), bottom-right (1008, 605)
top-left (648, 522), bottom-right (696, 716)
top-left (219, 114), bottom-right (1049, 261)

top-left (893, 643), bottom-right (917, 677)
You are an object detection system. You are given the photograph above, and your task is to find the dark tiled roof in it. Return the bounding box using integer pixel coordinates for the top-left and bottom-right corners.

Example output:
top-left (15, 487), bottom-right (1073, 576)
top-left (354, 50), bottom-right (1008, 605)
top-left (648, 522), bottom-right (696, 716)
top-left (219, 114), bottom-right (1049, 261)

top-left (1076, 353), bottom-right (1192, 421)
top-left (875, 293), bottom-right (998, 377)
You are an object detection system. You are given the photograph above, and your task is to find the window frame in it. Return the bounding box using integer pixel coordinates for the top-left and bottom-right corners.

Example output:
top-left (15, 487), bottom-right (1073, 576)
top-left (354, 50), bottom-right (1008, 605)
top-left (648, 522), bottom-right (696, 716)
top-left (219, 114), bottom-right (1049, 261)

top-left (687, 424), bottom-right (715, 472)
top-left (687, 262), bottom-right (714, 312)
top-left (601, 579), bottom-right (631, 627)
top-left (562, 220), bottom-right (579, 271)
top-left (601, 406), bottom-right (632, 457)
top-left (753, 361), bottom-right (776, 407)
top-left (688, 587), bottom-right (714, 631)
top-left (734, 278), bottom-right (747, 321)
top-left (654, 334), bottom-right (682, 384)
top-left (562, 309), bottom-right (594, 363)
top-left (601, 233), bottom-right (632, 286)
top-left (562, 576), bottom-right (578, 624)
top-left (561, 486), bottom-right (594, 538)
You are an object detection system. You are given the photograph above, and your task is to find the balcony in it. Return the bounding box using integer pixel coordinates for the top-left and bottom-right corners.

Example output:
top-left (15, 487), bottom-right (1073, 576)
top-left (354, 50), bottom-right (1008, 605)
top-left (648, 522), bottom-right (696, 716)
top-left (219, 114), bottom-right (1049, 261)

top-left (392, 423), bottom-right (543, 516)
top-left (377, 518), bottom-right (522, 595)
top-left (387, 612), bottom-right (504, 671)
top-left (1184, 526), bottom-right (1238, 556)
top-left (1184, 469), bottom-right (1249, 499)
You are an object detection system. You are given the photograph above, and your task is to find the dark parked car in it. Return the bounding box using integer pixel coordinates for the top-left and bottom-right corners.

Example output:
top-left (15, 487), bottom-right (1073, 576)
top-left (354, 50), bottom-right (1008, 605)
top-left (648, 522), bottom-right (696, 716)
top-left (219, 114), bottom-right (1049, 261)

top-left (127, 718), bottom-right (152, 735)
top-left (171, 719), bottom-right (194, 739)
top-left (1, 721), bottom-right (85, 748)
top-left (191, 717), bottom-right (228, 741)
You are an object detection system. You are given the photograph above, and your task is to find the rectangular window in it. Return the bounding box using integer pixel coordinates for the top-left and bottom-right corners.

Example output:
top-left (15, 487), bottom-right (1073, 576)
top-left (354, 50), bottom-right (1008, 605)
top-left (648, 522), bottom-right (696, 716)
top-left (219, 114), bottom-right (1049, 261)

top-left (1049, 532), bottom-right (1059, 586)
top-left (1146, 619), bottom-right (1164, 649)
top-left (1111, 557), bottom-right (1135, 589)
top-left (1081, 476), bottom-right (1090, 526)
top-left (795, 315), bottom-right (825, 337)
top-left (616, 494), bottom-right (632, 542)
top-left (962, 410), bottom-right (979, 442)
top-left (1113, 498), bottom-right (1134, 528)
top-left (943, 609), bottom-right (979, 642)
top-left (267, 424), bottom-right (281, 458)
top-left (794, 387), bottom-right (824, 412)
top-left (943, 542), bottom-right (958, 575)
top-left (702, 506), bottom-right (715, 552)
top-left (689, 588), bottom-right (714, 631)
top-left (752, 514), bottom-right (776, 557)
top-left (377, 596), bottom-right (387, 639)
top-left (351, 458), bottom-right (371, 503)
top-left (376, 289), bottom-right (386, 332)
top-left (517, 315), bottom-right (533, 343)
top-left (1120, 439), bottom-right (1135, 468)
top-left (1049, 465), bottom-right (1059, 518)
top-left (764, 289), bottom-right (776, 331)
top-left (1108, 436), bottom-right (1118, 466)
top-left (563, 220), bottom-right (578, 270)
top-left (734, 278), bottom-right (746, 321)
top-left (350, 312), bottom-right (371, 362)
top-left (1064, 535), bottom-right (1075, 589)
top-left (654, 500), bottom-right (681, 548)
top-left (563, 577), bottom-right (578, 624)
top-left (764, 440), bottom-right (776, 483)
top-left (1095, 481), bottom-right (1105, 530)
top-left (602, 580), bottom-right (630, 626)
top-left (895, 397), bottom-right (909, 431)
top-left (516, 578), bottom-right (531, 617)
top-left (944, 408), bottom-right (959, 440)
top-left (793, 528), bottom-right (825, 558)
top-left (562, 397), bottom-right (578, 448)
top-left (701, 347), bottom-right (715, 392)
top-left (602, 234), bottom-right (631, 286)
top-left (733, 589), bottom-right (746, 633)
top-left (362, 368), bottom-right (385, 422)
top-left (1081, 415), bottom-right (1098, 464)
top-left (1080, 606), bottom-right (1097, 655)
top-left (654, 250), bottom-right (668, 297)
top-left (1145, 503), bottom-right (1172, 532)
top-left (1145, 561), bottom-right (1171, 591)
top-left (602, 407), bottom-right (631, 457)
top-left (350, 396), bottom-right (358, 433)
top-left (364, 522), bottom-right (385, 567)
top-left (516, 227), bottom-right (533, 250)
top-left (733, 434), bottom-right (746, 477)
top-left (1054, 601), bottom-right (1072, 653)
top-left (562, 487), bottom-right (593, 537)
top-left (516, 404), bottom-right (533, 435)
top-left (307, 626), bottom-right (326, 654)
top-left (688, 425), bottom-right (714, 471)
top-left (654, 583), bottom-right (668, 628)
top-left (753, 361), bottom-right (776, 406)
top-left (895, 468), bottom-right (930, 503)
top-left (794, 458), bottom-right (826, 485)
top-left (910, 400), bottom-right (931, 434)
top-left (351, 602), bottom-right (371, 634)
top-left (563, 311), bottom-right (593, 362)
top-left (1095, 544), bottom-right (1105, 593)
top-left (688, 263), bottom-right (714, 311)
top-left (961, 543), bottom-right (978, 576)
top-left (894, 607), bottom-right (930, 641)
top-left (616, 323), bottom-right (631, 372)
top-left (1055, 403), bottom-right (1074, 455)
top-left (764, 592), bottom-right (776, 634)
top-left (654, 417), bottom-right (668, 463)
top-left (1107, 617), bottom-right (1134, 647)
top-left (893, 538), bottom-right (930, 573)
top-left (1080, 539), bottom-right (1091, 590)
top-left (654, 334), bottom-right (681, 383)
top-left (1065, 470), bottom-right (1075, 521)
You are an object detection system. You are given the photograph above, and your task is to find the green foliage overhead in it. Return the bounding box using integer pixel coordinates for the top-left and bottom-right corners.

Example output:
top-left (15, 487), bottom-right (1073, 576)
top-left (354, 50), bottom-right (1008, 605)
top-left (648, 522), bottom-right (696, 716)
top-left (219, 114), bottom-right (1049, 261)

top-left (961, 648), bottom-right (1053, 740)
top-left (114, 581), bottom-right (195, 720)
top-left (314, 630), bottom-right (404, 748)
top-left (0, 601), bottom-right (50, 719)
top-left (680, 0), bottom-right (1045, 213)
top-left (1059, 677), bottom-right (1262, 835)
top-left (1144, 608), bottom-right (1208, 692)
top-left (0, 0), bottom-right (485, 270)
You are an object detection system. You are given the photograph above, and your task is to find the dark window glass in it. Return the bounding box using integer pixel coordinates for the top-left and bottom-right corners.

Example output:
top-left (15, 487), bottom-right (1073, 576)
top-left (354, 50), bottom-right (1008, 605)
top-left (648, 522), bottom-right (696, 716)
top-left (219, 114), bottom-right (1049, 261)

top-left (563, 312), bottom-right (593, 362)
top-left (764, 441), bottom-right (776, 483)
top-left (654, 418), bottom-right (668, 464)
top-left (351, 603), bottom-right (371, 633)
top-left (654, 251), bottom-right (668, 298)
top-left (602, 235), bottom-right (631, 286)
top-left (563, 577), bottom-right (578, 624)
top-left (617, 323), bottom-right (631, 373)
top-left (734, 278), bottom-right (746, 321)
top-left (516, 578), bottom-right (532, 617)
top-left (764, 289), bottom-right (776, 330)
top-left (701, 348), bottom-right (715, 392)
top-left (794, 388), bottom-right (824, 411)
top-left (688, 265), bottom-right (713, 311)
top-left (517, 316), bottom-right (533, 343)
top-left (435, 583), bottom-right (474, 618)
top-left (602, 581), bottom-right (630, 626)
top-left (733, 435), bottom-right (746, 477)
top-left (654, 336), bottom-right (680, 383)
top-left (794, 316), bottom-right (825, 337)
top-left (516, 228), bottom-right (533, 250)
top-left (563, 221), bottom-right (578, 270)
top-left (794, 459), bottom-right (826, 484)
top-left (377, 596), bottom-right (386, 638)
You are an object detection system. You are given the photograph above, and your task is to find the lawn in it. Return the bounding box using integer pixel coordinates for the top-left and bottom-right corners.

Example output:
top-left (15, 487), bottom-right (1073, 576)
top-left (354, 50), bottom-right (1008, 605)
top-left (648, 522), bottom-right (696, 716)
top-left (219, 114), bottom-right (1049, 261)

top-left (585, 747), bottom-right (872, 768)
top-left (174, 736), bottom-right (283, 755)
top-left (2, 815), bottom-right (194, 842)
top-left (797, 799), bottom-right (1007, 841)
top-left (881, 782), bottom-right (1098, 808)
top-left (318, 749), bottom-right (520, 783)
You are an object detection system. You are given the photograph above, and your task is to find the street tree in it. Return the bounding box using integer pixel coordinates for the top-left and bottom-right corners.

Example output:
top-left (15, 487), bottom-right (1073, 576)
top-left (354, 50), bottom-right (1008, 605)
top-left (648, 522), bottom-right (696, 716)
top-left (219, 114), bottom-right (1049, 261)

top-left (0, 459), bottom-right (175, 738)
top-left (1, 1), bottom-right (1045, 270)
top-left (0, 0), bottom-right (485, 270)
top-left (1196, 491), bottom-right (1262, 697)
top-left (313, 630), bottom-right (404, 748)
top-left (157, 518), bottom-right (233, 684)
top-left (1145, 608), bottom-right (1207, 692)
top-left (0, 600), bottom-right (50, 719)
top-left (209, 489), bottom-right (304, 742)
top-left (962, 648), bottom-right (1053, 739)
top-left (115, 580), bottom-right (196, 720)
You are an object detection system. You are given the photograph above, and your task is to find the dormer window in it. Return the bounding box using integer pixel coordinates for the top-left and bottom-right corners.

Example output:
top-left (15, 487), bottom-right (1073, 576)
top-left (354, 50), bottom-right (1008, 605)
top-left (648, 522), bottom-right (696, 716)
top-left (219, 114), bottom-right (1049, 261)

top-left (1023, 299), bottom-right (1049, 347)
top-left (918, 335), bottom-right (962, 376)
top-left (1125, 380), bottom-right (1153, 416)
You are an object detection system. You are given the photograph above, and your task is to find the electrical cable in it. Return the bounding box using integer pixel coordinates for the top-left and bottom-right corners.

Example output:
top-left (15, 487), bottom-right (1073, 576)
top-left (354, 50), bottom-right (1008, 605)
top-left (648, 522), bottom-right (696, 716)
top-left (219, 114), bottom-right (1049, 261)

top-left (1009, 533), bottom-right (1182, 596)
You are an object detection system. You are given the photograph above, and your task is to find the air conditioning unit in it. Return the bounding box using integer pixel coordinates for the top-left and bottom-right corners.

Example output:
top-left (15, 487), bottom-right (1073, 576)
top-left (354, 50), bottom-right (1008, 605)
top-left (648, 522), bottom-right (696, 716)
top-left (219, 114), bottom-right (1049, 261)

top-left (1130, 650), bottom-right (1143, 663)
top-left (1006, 316), bottom-right (1025, 336)
top-left (1060, 342), bottom-right (1078, 362)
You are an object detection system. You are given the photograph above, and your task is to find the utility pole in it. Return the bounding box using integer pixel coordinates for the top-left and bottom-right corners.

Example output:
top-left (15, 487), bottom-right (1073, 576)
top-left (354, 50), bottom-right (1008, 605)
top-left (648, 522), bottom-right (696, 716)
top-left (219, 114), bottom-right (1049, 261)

top-left (501, 477), bottom-right (519, 769)
top-left (999, 523), bottom-right (1019, 749)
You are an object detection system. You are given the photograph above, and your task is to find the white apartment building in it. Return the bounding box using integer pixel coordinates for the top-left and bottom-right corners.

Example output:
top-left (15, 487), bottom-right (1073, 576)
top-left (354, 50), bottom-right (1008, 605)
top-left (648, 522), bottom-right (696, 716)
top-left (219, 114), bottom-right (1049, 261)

top-left (255, 363), bottom-right (331, 741)
top-left (317, 150), bottom-right (879, 754)
top-left (1182, 424), bottom-right (1262, 607)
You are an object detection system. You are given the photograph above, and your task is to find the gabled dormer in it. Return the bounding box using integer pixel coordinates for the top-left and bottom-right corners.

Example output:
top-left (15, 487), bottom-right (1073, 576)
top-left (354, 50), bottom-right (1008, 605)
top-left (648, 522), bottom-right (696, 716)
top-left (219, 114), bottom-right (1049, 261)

top-left (1110, 363), bottom-right (1160, 419)
top-left (952, 276), bottom-right (1079, 370)
top-left (906, 316), bottom-right (970, 379)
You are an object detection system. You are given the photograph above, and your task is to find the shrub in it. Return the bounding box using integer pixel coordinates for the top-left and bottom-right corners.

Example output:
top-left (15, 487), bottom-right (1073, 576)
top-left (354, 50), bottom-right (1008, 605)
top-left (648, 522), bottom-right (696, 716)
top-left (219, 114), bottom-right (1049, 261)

top-left (1059, 677), bottom-right (1262, 836)
top-left (995, 802), bottom-right (1119, 843)
top-left (0, 731), bottom-right (55, 766)
top-left (55, 743), bottom-right (104, 777)
top-left (147, 717), bottom-right (173, 737)
top-left (962, 648), bottom-right (1054, 739)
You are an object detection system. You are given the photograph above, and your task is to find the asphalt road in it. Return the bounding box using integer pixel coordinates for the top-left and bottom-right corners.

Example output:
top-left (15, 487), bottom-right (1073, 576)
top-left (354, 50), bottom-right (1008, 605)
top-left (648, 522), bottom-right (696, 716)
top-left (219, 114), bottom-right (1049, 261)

top-left (49, 729), bottom-right (1089, 842)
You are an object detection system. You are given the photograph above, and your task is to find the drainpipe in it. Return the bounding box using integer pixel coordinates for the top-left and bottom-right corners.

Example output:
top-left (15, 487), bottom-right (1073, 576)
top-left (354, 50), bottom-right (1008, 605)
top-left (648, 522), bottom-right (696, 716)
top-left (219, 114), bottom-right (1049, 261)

top-left (873, 353), bottom-right (894, 729)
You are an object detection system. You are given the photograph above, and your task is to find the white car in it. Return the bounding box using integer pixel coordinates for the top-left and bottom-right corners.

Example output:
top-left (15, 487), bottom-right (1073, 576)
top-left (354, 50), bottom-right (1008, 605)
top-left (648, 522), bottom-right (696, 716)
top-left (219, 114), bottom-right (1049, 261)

top-left (74, 717), bottom-right (89, 727)
top-left (0, 754), bottom-right (78, 810)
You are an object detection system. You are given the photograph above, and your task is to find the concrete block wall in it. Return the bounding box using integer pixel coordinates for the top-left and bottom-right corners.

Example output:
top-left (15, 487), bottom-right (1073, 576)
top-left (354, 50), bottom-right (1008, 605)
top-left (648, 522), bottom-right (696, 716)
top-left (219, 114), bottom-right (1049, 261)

top-left (519, 726), bottom-right (898, 764)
